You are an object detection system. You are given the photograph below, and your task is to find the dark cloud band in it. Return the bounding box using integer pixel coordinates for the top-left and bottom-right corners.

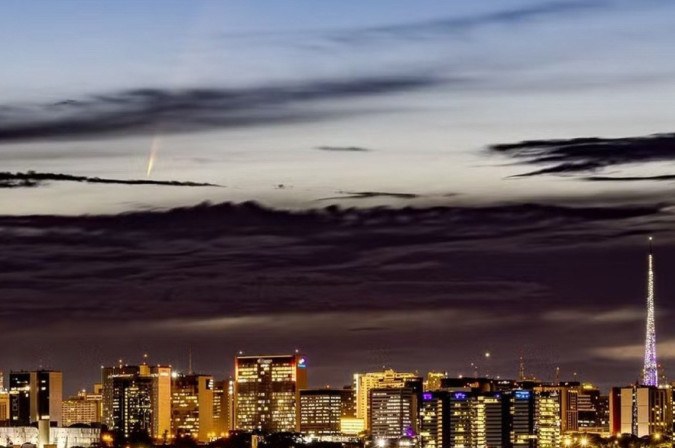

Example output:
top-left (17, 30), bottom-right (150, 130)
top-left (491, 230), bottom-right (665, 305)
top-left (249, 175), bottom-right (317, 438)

top-left (0, 171), bottom-right (221, 188)
top-left (0, 76), bottom-right (442, 143)
top-left (489, 132), bottom-right (675, 177)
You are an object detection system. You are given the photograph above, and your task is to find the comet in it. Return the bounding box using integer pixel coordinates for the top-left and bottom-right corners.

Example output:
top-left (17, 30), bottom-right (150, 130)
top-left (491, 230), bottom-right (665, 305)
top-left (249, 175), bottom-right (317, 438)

top-left (146, 135), bottom-right (161, 178)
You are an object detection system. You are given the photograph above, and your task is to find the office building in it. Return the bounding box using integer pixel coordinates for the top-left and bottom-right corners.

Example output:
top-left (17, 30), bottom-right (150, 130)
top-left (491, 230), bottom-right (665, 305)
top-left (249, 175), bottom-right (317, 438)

top-left (535, 392), bottom-right (561, 448)
top-left (577, 385), bottom-right (601, 431)
top-left (511, 390), bottom-right (536, 447)
top-left (234, 354), bottom-right (307, 432)
top-left (534, 383), bottom-right (578, 433)
top-left (447, 391), bottom-right (472, 448)
top-left (470, 393), bottom-right (506, 448)
top-left (299, 389), bottom-right (344, 439)
top-left (369, 387), bottom-right (418, 440)
top-left (101, 364), bottom-right (171, 439)
top-left (212, 379), bottom-right (231, 437)
top-left (419, 391), bottom-right (448, 448)
top-left (611, 385), bottom-right (672, 437)
top-left (353, 369), bottom-right (420, 430)
top-left (0, 390), bottom-right (9, 423)
top-left (62, 390), bottom-right (102, 426)
top-left (9, 370), bottom-right (62, 426)
top-left (171, 373), bottom-right (214, 442)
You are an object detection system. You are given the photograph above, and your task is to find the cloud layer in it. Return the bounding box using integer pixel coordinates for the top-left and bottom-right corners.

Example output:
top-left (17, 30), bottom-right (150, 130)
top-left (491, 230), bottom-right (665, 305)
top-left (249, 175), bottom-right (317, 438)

top-left (1, 200), bottom-right (672, 391)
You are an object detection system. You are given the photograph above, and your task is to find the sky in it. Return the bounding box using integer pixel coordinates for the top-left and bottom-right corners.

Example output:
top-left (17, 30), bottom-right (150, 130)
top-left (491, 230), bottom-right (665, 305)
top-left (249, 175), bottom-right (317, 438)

top-left (2, 0), bottom-right (675, 394)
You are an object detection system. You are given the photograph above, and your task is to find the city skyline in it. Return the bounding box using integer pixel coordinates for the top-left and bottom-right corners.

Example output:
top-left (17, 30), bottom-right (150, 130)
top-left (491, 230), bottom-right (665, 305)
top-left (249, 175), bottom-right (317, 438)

top-left (3, 0), bottom-right (675, 408)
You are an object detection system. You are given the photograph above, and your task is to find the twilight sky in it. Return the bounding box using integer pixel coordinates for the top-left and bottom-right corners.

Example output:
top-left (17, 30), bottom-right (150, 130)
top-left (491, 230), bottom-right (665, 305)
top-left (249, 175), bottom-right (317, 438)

top-left (2, 0), bottom-right (675, 394)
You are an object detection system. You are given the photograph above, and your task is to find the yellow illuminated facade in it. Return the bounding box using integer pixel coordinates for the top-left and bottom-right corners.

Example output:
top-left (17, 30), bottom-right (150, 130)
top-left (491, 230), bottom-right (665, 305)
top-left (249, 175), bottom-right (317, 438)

top-left (353, 369), bottom-right (418, 430)
top-left (62, 390), bottom-right (102, 426)
top-left (535, 392), bottom-right (561, 448)
top-left (470, 394), bottom-right (504, 448)
top-left (171, 374), bottom-right (214, 442)
top-left (234, 354), bottom-right (307, 433)
top-left (419, 393), bottom-right (445, 448)
top-left (340, 417), bottom-right (365, 435)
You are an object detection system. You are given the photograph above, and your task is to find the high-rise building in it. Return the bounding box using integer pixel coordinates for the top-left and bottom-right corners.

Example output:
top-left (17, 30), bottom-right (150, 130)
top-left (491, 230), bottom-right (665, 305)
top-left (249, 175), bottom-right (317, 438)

top-left (62, 389), bottom-right (102, 426)
top-left (353, 369), bottom-right (419, 430)
top-left (101, 363), bottom-right (172, 439)
top-left (470, 393), bottom-right (506, 448)
top-left (369, 387), bottom-right (417, 440)
top-left (419, 391), bottom-right (448, 448)
top-left (577, 384), bottom-right (601, 431)
top-left (299, 389), bottom-right (344, 439)
top-left (534, 383), bottom-right (578, 433)
top-left (234, 354), bottom-right (307, 432)
top-left (9, 370), bottom-right (62, 426)
top-left (151, 366), bottom-right (172, 440)
top-left (535, 392), bottom-right (561, 448)
top-left (510, 390), bottom-right (536, 448)
top-left (8, 372), bottom-right (30, 426)
top-left (0, 390), bottom-right (10, 424)
top-left (643, 237), bottom-right (658, 387)
top-left (447, 391), bottom-right (472, 448)
top-left (612, 385), bottom-right (672, 438)
top-left (171, 373), bottom-right (214, 442)
top-left (212, 380), bottom-right (229, 437)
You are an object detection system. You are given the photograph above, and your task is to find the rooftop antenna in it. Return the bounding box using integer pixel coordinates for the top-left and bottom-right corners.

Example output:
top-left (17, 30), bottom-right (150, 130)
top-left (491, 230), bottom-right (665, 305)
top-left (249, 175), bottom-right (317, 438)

top-left (188, 347), bottom-right (193, 375)
top-left (518, 356), bottom-right (526, 381)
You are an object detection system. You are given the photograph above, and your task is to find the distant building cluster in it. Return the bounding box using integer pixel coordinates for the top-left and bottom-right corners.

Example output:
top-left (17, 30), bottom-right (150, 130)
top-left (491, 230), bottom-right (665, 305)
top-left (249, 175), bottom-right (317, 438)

top-left (0, 357), bottom-right (671, 448)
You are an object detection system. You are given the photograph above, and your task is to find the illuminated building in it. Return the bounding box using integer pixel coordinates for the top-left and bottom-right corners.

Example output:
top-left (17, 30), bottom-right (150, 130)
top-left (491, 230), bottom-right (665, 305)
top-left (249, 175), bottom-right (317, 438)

top-left (424, 372), bottom-right (447, 392)
top-left (510, 390), bottom-right (536, 448)
top-left (369, 387), bottom-right (418, 440)
top-left (101, 363), bottom-right (172, 439)
top-left (62, 390), bottom-right (102, 426)
top-left (234, 354), bottom-right (307, 432)
top-left (212, 379), bottom-right (232, 437)
top-left (576, 385), bottom-right (601, 431)
top-left (299, 389), bottom-right (344, 439)
top-left (611, 385), bottom-right (671, 437)
top-left (341, 385), bottom-right (356, 418)
top-left (340, 417), bottom-right (365, 436)
top-left (470, 393), bottom-right (506, 448)
top-left (0, 390), bottom-right (9, 423)
top-left (151, 366), bottom-right (172, 440)
top-left (9, 370), bottom-right (63, 426)
top-left (643, 237), bottom-right (658, 387)
top-left (534, 383), bottom-right (578, 433)
top-left (171, 373), bottom-right (214, 442)
top-left (448, 391), bottom-right (471, 448)
top-left (353, 369), bottom-right (419, 430)
top-left (419, 391), bottom-right (448, 448)
top-left (535, 392), bottom-right (561, 448)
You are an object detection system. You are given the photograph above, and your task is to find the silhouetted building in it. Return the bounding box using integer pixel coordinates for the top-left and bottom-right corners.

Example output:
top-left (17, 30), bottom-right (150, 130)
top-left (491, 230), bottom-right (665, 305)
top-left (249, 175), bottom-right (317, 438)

top-left (9, 370), bottom-right (62, 426)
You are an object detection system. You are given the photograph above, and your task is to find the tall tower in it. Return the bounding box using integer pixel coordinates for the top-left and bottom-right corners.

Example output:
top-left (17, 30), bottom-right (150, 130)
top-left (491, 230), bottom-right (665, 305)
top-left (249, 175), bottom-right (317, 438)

top-left (643, 236), bottom-right (658, 387)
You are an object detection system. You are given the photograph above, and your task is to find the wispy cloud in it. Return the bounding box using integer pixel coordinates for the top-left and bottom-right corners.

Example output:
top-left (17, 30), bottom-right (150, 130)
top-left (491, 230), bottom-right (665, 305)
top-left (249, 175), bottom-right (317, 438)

top-left (318, 191), bottom-right (419, 200)
top-left (0, 171), bottom-right (221, 188)
top-left (315, 146), bottom-right (371, 152)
